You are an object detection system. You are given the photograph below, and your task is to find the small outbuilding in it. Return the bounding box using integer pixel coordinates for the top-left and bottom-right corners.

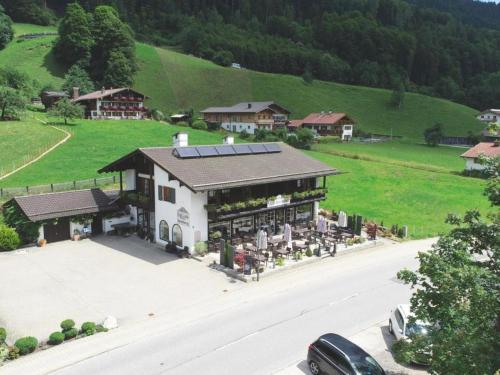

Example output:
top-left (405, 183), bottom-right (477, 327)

top-left (4, 189), bottom-right (120, 244)
top-left (461, 141), bottom-right (500, 172)
top-left (289, 112), bottom-right (355, 140)
top-left (41, 91), bottom-right (68, 109)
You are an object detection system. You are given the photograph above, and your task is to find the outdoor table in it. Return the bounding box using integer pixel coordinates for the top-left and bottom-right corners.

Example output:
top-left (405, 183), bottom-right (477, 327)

top-left (245, 244), bottom-right (257, 252)
top-left (249, 253), bottom-right (266, 262)
top-left (294, 243), bottom-right (308, 252)
top-left (273, 248), bottom-right (289, 258)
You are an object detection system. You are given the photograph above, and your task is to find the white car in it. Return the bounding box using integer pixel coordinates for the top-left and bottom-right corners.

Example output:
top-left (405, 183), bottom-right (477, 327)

top-left (389, 304), bottom-right (429, 340)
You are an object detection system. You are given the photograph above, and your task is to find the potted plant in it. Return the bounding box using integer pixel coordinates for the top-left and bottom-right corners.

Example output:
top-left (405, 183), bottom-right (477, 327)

top-left (72, 229), bottom-right (81, 241)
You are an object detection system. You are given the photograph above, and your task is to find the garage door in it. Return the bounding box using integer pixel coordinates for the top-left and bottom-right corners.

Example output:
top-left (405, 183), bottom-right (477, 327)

top-left (44, 219), bottom-right (70, 243)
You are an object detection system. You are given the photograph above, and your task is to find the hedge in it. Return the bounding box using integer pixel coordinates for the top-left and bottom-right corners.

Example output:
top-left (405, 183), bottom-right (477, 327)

top-left (191, 120), bottom-right (208, 130)
top-left (0, 327), bottom-right (6, 343)
top-left (81, 322), bottom-right (96, 336)
top-left (48, 332), bottom-right (64, 345)
top-left (60, 319), bottom-right (75, 331)
top-left (63, 328), bottom-right (78, 340)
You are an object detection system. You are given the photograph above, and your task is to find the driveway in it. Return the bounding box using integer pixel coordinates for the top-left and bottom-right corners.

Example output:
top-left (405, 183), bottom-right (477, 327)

top-left (0, 235), bottom-right (241, 342)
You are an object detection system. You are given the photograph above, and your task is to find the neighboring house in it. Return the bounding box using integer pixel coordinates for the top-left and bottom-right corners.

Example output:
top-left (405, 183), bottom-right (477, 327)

top-left (41, 91), bottom-right (68, 109)
top-left (461, 141), bottom-right (500, 171)
top-left (289, 112), bottom-right (355, 140)
top-left (4, 189), bottom-right (120, 244)
top-left (477, 109), bottom-right (500, 123)
top-left (72, 87), bottom-right (149, 120)
top-left (482, 127), bottom-right (500, 142)
top-left (98, 133), bottom-right (336, 253)
top-left (200, 101), bottom-right (290, 134)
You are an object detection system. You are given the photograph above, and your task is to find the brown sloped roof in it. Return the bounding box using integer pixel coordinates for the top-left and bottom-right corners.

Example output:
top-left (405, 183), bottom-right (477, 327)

top-left (11, 189), bottom-right (119, 222)
top-left (73, 88), bottom-right (148, 102)
top-left (302, 112), bottom-right (353, 125)
top-left (99, 142), bottom-right (337, 191)
top-left (200, 101), bottom-right (290, 114)
top-left (461, 142), bottom-right (500, 159)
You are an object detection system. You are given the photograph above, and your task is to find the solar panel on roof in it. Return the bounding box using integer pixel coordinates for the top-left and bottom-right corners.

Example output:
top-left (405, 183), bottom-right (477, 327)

top-left (263, 143), bottom-right (281, 153)
top-left (249, 143), bottom-right (267, 153)
top-left (215, 145), bottom-right (236, 155)
top-left (196, 146), bottom-right (218, 157)
top-left (175, 147), bottom-right (200, 158)
top-left (233, 144), bottom-right (252, 154)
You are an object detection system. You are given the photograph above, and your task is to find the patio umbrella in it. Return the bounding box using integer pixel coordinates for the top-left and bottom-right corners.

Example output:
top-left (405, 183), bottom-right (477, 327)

top-left (338, 211), bottom-right (347, 228)
top-left (317, 215), bottom-right (327, 233)
top-left (284, 223), bottom-right (292, 249)
top-left (257, 228), bottom-right (268, 251)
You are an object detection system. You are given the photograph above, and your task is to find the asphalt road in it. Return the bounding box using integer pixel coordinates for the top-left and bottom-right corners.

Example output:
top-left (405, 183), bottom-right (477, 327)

top-left (52, 239), bottom-right (432, 375)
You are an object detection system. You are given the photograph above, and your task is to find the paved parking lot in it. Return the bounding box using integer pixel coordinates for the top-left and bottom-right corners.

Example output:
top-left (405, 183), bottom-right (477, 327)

top-left (0, 235), bottom-right (241, 342)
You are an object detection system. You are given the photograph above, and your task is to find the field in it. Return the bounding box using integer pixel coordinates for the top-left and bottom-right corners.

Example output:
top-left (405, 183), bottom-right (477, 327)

top-left (313, 141), bottom-right (466, 173)
top-left (310, 151), bottom-right (490, 238)
top-left (0, 119), bottom-right (233, 188)
top-left (0, 113), bottom-right (66, 178)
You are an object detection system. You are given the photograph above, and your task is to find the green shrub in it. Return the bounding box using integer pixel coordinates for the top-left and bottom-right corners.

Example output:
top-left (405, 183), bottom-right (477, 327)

top-left (175, 121), bottom-right (189, 127)
top-left (14, 337), bottom-right (38, 355)
top-left (63, 328), bottom-right (78, 340)
top-left (8, 346), bottom-right (20, 360)
top-left (0, 225), bottom-right (21, 251)
top-left (0, 344), bottom-right (8, 363)
top-left (194, 241), bottom-right (208, 256)
top-left (95, 324), bottom-right (108, 333)
top-left (275, 257), bottom-right (285, 266)
top-left (191, 120), bottom-right (208, 130)
top-left (60, 319), bottom-right (75, 331)
top-left (305, 248), bottom-right (313, 257)
top-left (151, 109), bottom-right (165, 121)
top-left (48, 332), bottom-right (64, 345)
top-left (80, 322), bottom-right (96, 336)
top-left (233, 201), bottom-right (246, 210)
top-left (392, 339), bottom-right (413, 365)
top-left (318, 135), bottom-right (342, 144)
top-left (0, 327), bottom-right (6, 343)
top-left (239, 129), bottom-right (250, 139)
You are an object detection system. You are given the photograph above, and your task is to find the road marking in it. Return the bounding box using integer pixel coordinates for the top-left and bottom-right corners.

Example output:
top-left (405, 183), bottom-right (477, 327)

top-left (215, 331), bottom-right (259, 351)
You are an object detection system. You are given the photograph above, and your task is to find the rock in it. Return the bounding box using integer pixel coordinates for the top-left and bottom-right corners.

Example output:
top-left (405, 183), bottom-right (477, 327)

top-left (101, 316), bottom-right (118, 330)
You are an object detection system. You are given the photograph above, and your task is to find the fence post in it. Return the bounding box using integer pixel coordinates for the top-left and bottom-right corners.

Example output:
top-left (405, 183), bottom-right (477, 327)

top-left (51, 183), bottom-right (54, 192)
top-left (113, 175), bottom-right (116, 184)
top-left (26, 186), bottom-right (29, 194)
top-left (0, 188), bottom-right (2, 198)
top-left (94, 178), bottom-right (97, 187)
top-left (73, 180), bottom-right (76, 190)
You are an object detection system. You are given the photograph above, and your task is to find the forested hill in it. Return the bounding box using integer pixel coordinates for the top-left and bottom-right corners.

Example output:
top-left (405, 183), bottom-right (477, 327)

top-left (2, 0), bottom-right (500, 110)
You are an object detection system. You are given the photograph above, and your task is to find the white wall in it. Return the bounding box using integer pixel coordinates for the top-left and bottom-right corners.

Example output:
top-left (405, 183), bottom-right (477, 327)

top-left (465, 157), bottom-right (485, 171)
top-left (70, 221), bottom-right (91, 236)
top-left (37, 226), bottom-right (44, 241)
top-left (477, 113), bottom-right (499, 122)
top-left (153, 165), bottom-right (208, 253)
top-left (221, 122), bottom-right (256, 134)
top-left (342, 124), bottom-right (353, 140)
top-left (125, 169), bottom-right (136, 190)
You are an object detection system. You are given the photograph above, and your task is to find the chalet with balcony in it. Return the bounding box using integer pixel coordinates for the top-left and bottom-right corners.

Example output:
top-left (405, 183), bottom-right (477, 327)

top-left (72, 87), bottom-right (149, 120)
top-left (290, 112), bottom-right (355, 140)
top-left (98, 133), bottom-right (336, 253)
top-left (200, 101), bottom-right (290, 134)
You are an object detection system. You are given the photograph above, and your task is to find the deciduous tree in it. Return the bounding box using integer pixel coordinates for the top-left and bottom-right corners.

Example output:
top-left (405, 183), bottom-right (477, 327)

top-left (0, 86), bottom-right (25, 120)
top-left (423, 123), bottom-right (443, 147)
top-left (47, 97), bottom-right (83, 125)
top-left (62, 64), bottom-right (94, 95)
top-left (0, 5), bottom-right (13, 50)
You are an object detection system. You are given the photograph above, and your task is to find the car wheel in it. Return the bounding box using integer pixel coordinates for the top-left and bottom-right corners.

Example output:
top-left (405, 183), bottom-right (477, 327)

top-left (309, 360), bottom-right (321, 375)
top-left (389, 320), bottom-right (393, 335)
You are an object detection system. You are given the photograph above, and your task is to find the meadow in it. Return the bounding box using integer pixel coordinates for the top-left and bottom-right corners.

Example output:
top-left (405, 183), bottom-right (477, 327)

top-left (312, 141), bottom-right (466, 173)
top-left (310, 151), bottom-right (490, 238)
top-left (0, 113), bottom-right (65, 178)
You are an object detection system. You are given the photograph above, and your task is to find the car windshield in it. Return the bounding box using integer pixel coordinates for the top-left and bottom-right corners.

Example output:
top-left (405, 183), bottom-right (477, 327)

top-left (406, 322), bottom-right (428, 336)
top-left (352, 355), bottom-right (384, 375)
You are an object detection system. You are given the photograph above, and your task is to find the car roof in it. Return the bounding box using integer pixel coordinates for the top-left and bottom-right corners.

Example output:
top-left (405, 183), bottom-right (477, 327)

top-left (318, 333), bottom-right (368, 358)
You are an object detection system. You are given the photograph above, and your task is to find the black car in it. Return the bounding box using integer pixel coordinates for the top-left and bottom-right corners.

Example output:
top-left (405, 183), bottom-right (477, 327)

top-left (307, 333), bottom-right (386, 375)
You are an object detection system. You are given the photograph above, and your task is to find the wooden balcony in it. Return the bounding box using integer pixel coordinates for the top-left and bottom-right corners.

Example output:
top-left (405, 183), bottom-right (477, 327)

top-left (119, 190), bottom-right (152, 209)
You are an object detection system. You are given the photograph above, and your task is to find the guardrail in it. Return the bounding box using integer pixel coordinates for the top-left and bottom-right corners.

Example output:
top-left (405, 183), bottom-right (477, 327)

top-left (0, 176), bottom-right (118, 199)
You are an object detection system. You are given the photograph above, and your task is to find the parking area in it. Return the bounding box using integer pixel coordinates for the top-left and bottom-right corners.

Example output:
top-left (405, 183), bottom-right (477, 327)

top-left (0, 235), bottom-right (241, 342)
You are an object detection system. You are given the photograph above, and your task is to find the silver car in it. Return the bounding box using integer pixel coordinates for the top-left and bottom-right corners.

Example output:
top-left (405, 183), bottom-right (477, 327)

top-left (389, 304), bottom-right (428, 340)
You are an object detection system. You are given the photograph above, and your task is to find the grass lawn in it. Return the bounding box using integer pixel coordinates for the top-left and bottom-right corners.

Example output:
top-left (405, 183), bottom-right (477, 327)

top-left (0, 119), bottom-right (234, 188)
top-left (0, 114), bottom-right (65, 177)
top-left (131, 44), bottom-right (482, 141)
top-left (12, 23), bottom-right (57, 36)
top-left (310, 151), bottom-right (490, 238)
top-left (312, 141), bottom-right (467, 173)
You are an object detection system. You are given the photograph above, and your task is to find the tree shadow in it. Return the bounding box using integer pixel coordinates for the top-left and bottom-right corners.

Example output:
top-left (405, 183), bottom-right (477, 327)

top-left (42, 47), bottom-right (67, 80)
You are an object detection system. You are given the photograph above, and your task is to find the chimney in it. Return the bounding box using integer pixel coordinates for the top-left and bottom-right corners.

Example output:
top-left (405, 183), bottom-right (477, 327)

top-left (72, 87), bottom-right (80, 100)
top-left (173, 132), bottom-right (188, 147)
top-left (247, 103), bottom-right (252, 109)
top-left (223, 135), bottom-right (234, 145)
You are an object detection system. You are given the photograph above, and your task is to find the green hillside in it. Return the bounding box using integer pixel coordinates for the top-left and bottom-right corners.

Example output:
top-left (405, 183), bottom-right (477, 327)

top-left (0, 23), bottom-right (482, 141)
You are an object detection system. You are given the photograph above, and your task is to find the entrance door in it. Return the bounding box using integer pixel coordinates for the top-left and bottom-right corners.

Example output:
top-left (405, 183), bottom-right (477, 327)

top-left (91, 214), bottom-right (103, 235)
top-left (275, 209), bottom-right (285, 235)
top-left (44, 219), bottom-right (70, 243)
